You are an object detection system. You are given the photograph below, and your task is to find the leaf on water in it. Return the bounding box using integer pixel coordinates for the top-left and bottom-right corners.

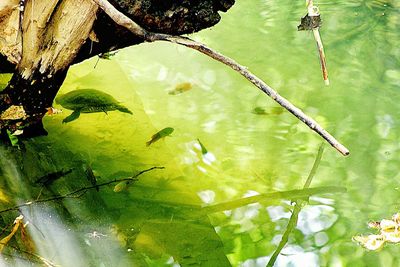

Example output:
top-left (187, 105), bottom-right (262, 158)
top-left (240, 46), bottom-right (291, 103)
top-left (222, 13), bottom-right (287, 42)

top-left (353, 235), bottom-right (385, 251)
top-left (354, 212), bottom-right (400, 250)
top-left (0, 215), bottom-right (24, 253)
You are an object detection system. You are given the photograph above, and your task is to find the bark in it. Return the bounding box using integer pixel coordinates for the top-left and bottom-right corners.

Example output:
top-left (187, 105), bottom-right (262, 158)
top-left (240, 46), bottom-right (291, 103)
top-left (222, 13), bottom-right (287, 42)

top-left (0, 0), bottom-right (235, 137)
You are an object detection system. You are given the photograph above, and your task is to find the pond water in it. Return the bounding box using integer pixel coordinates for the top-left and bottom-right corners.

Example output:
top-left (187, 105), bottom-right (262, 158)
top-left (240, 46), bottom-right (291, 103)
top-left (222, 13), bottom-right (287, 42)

top-left (0, 0), bottom-right (399, 266)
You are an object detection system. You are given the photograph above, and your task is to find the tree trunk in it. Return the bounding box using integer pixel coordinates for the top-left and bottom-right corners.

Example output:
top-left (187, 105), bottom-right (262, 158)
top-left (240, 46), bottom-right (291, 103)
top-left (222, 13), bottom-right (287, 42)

top-left (0, 0), bottom-right (235, 137)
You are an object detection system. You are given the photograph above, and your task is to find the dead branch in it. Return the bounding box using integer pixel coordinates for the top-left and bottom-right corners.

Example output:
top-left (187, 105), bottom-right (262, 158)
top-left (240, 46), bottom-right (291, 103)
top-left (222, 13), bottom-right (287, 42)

top-left (0, 167), bottom-right (164, 214)
top-left (306, 0), bottom-right (329, 85)
top-left (91, 0), bottom-right (349, 156)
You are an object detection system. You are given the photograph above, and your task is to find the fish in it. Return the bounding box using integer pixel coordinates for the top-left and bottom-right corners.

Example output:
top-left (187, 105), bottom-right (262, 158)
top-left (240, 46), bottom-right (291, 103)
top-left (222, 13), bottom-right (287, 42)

top-left (34, 169), bottom-right (73, 186)
top-left (94, 51), bottom-right (118, 68)
top-left (98, 51), bottom-right (118, 60)
top-left (85, 166), bottom-right (99, 192)
top-left (252, 107), bottom-right (268, 115)
top-left (252, 106), bottom-right (284, 115)
top-left (196, 139), bottom-right (208, 155)
top-left (146, 127), bottom-right (174, 146)
top-left (168, 82), bottom-right (192, 95)
top-left (113, 181), bottom-right (128, 192)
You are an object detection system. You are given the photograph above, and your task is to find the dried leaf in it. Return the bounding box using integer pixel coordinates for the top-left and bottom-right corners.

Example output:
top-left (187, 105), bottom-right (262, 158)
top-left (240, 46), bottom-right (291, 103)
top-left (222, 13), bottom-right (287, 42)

top-left (20, 222), bottom-right (36, 253)
top-left (0, 105), bottom-right (27, 120)
top-left (353, 235), bottom-right (385, 251)
top-left (0, 215), bottom-right (24, 253)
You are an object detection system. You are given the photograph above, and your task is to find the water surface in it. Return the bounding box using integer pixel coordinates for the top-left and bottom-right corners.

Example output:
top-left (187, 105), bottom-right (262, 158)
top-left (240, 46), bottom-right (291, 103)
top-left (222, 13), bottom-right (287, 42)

top-left (0, 0), bottom-right (399, 266)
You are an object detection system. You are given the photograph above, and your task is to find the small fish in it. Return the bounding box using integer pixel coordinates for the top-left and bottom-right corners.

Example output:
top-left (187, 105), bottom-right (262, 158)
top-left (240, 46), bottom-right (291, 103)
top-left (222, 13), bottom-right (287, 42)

top-left (252, 106), bottom-right (284, 115)
top-left (85, 166), bottom-right (99, 192)
top-left (146, 127), bottom-right (174, 146)
top-left (196, 139), bottom-right (208, 155)
top-left (34, 169), bottom-right (73, 186)
top-left (252, 107), bottom-right (268, 115)
top-left (168, 82), bottom-right (192, 95)
top-left (113, 181), bottom-right (128, 192)
top-left (94, 51), bottom-right (118, 68)
top-left (98, 51), bottom-right (118, 60)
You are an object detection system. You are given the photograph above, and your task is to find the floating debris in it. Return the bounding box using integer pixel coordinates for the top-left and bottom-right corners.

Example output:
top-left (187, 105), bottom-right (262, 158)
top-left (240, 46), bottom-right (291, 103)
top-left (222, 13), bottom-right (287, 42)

top-left (297, 6), bottom-right (322, 31)
top-left (146, 127), bottom-right (174, 146)
top-left (353, 212), bottom-right (400, 250)
top-left (168, 82), bottom-right (193, 95)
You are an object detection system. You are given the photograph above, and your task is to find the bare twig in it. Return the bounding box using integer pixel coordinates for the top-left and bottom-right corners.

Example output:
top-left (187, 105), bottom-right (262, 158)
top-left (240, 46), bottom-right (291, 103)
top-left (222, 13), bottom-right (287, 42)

top-left (306, 0), bottom-right (329, 85)
top-left (313, 29), bottom-right (329, 85)
top-left (267, 143), bottom-right (325, 267)
top-left (0, 167), bottom-right (164, 214)
top-left (91, 0), bottom-right (349, 156)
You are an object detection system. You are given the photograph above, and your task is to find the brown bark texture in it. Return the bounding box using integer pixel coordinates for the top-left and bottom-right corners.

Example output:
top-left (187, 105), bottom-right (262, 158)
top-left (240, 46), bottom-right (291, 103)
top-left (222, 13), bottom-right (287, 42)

top-left (0, 0), bottom-right (234, 138)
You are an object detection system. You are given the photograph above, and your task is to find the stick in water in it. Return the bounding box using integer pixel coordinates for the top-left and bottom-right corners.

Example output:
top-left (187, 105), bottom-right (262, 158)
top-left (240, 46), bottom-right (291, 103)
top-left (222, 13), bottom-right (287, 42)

top-left (307, 1), bottom-right (329, 85)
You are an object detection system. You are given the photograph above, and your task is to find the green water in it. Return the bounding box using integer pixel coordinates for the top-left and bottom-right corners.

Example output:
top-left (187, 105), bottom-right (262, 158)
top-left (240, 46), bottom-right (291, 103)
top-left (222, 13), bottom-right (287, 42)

top-left (0, 0), bottom-right (399, 266)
